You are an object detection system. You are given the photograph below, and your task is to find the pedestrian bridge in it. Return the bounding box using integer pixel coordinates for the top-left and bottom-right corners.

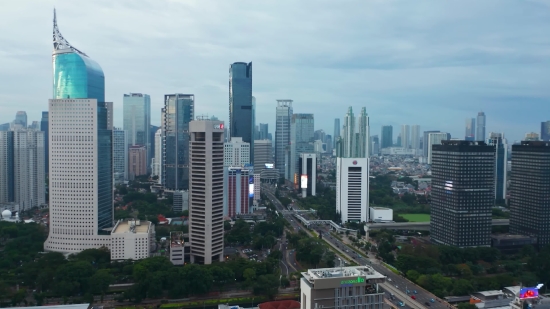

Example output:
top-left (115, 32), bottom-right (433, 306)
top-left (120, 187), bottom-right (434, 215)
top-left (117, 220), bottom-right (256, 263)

top-left (366, 219), bottom-right (510, 231)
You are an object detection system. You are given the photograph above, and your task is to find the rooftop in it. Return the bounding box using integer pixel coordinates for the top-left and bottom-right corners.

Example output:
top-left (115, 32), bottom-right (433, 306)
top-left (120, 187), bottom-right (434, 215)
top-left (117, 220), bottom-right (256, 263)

top-left (302, 265), bottom-right (384, 281)
top-left (371, 207), bottom-right (391, 210)
top-left (170, 231), bottom-right (184, 248)
top-left (476, 290), bottom-right (504, 297)
top-left (112, 220), bottom-right (150, 234)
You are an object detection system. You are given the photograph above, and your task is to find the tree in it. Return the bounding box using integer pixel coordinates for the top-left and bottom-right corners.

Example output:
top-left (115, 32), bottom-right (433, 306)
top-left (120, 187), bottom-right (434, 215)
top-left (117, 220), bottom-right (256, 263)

top-left (253, 274), bottom-right (279, 299)
top-left (243, 268), bottom-right (257, 287)
top-left (89, 269), bottom-right (114, 301)
top-left (211, 266), bottom-right (235, 292)
top-left (453, 279), bottom-right (474, 296)
top-left (406, 270), bottom-right (420, 282)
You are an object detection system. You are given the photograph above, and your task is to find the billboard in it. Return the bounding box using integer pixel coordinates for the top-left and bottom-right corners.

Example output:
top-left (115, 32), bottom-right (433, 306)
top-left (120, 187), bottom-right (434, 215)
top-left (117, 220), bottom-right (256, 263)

top-left (520, 287), bottom-right (540, 299)
top-left (248, 175), bottom-right (254, 198)
top-left (301, 175), bottom-right (308, 189)
top-left (265, 163), bottom-right (274, 169)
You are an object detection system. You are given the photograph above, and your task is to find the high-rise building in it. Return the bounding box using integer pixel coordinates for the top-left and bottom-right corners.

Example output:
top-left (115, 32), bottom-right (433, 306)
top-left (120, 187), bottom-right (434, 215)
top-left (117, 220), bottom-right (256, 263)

top-left (430, 141), bottom-right (494, 247)
top-left (14, 111), bottom-right (27, 128)
top-left (427, 132), bottom-right (450, 164)
top-left (509, 141), bottom-right (550, 247)
top-left (487, 133), bottom-right (508, 201)
top-left (149, 124), bottom-right (159, 169)
top-left (275, 100), bottom-right (293, 178)
top-left (342, 107), bottom-right (355, 158)
top-left (299, 153), bottom-right (316, 198)
top-left (229, 62), bottom-right (254, 164)
top-left (129, 145), bottom-right (147, 180)
top-left (355, 108), bottom-right (370, 158)
top-left (223, 166), bottom-right (252, 217)
top-left (152, 128), bottom-right (162, 181)
top-left (540, 121), bottom-right (550, 141)
top-left (370, 135), bottom-right (379, 156)
top-left (173, 190), bottom-right (189, 213)
top-left (422, 130), bottom-right (440, 157)
top-left (290, 113), bottom-right (314, 185)
top-left (400, 125), bottom-right (411, 149)
top-left (254, 139), bottom-right (272, 172)
top-left (113, 129), bottom-right (128, 183)
top-left (336, 157), bottom-right (369, 222)
top-left (162, 94), bottom-right (194, 191)
top-left (313, 129), bottom-right (325, 143)
top-left (333, 118), bottom-right (340, 148)
top-left (410, 125), bottom-right (420, 154)
top-left (0, 123), bottom-right (10, 131)
top-left (40, 111), bottom-right (49, 174)
top-left (45, 11), bottom-right (113, 253)
top-left (300, 266), bottom-right (385, 309)
top-left (325, 134), bottom-right (333, 155)
top-left (381, 125), bottom-right (393, 149)
top-left (188, 119), bottom-right (224, 264)
top-left (465, 118), bottom-right (476, 141)
top-left (525, 132), bottom-right (540, 141)
top-left (258, 123), bottom-right (269, 140)
top-left (223, 137), bottom-right (250, 167)
top-left (123, 93), bottom-right (151, 164)
top-left (0, 131), bottom-right (14, 204)
top-left (477, 112), bottom-right (486, 142)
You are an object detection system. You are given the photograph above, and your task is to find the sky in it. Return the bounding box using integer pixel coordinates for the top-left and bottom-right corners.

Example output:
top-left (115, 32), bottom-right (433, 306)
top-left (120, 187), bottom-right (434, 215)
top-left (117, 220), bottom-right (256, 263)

top-left (1, 0), bottom-right (549, 143)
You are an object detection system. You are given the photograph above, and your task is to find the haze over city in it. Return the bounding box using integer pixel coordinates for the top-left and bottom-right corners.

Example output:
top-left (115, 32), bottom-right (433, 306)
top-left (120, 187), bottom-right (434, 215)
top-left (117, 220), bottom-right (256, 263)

top-left (1, 0), bottom-right (549, 141)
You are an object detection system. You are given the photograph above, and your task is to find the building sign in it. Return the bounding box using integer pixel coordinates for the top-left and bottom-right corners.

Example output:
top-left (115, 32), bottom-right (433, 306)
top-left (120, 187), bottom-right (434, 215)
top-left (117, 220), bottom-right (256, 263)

top-left (248, 175), bottom-right (254, 198)
top-left (520, 285), bottom-right (543, 299)
top-left (340, 277), bottom-right (365, 286)
top-left (265, 163), bottom-right (274, 169)
top-left (214, 123), bottom-right (224, 130)
top-left (301, 175), bottom-right (308, 189)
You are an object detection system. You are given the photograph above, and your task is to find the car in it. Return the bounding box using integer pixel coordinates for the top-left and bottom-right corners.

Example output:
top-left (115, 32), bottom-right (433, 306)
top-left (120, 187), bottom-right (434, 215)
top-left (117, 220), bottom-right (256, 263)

top-left (414, 290), bottom-right (417, 294)
top-left (388, 278), bottom-right (392, 282)
top-left (395, 285), bottom-right (398, 288)
top-left (411, 295), bottom-right (416, 300)
top-left (430, 298), bottom-right (435, 303)
top-left (398, 302), bottom-right (405, 307)
top-left (406, 290), bottom-right (410, 294)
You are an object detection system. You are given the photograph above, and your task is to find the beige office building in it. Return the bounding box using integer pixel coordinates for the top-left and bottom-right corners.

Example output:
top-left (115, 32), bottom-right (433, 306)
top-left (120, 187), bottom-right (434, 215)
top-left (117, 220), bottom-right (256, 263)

top-left (300, 266), bottom-right (385, 309)
top-left (129, 145), bottom-right (147, 179)
top-left (189, 119), bottom-right (224, 264)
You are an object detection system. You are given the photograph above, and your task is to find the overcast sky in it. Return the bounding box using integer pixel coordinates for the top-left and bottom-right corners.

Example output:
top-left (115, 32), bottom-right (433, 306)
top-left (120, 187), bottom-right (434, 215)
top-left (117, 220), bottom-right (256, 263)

top-left (1, 0), bottom-right (549, 142)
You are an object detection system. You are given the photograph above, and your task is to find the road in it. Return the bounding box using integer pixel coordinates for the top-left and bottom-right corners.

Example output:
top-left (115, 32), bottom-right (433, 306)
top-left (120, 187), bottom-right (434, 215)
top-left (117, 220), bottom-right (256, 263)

top-left (263, 185), bottom-right (447, 309)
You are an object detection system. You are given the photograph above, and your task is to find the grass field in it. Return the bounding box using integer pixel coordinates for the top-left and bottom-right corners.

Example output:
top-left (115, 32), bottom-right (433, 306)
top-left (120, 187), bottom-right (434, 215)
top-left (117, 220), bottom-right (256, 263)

top-left (400, 214), bottom-right (430, 222)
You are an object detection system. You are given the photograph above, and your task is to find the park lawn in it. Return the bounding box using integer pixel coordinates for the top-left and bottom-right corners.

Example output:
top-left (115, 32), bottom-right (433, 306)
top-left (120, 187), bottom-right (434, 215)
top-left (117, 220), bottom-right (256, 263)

top-left (400, 214), bottom-right (430, 222)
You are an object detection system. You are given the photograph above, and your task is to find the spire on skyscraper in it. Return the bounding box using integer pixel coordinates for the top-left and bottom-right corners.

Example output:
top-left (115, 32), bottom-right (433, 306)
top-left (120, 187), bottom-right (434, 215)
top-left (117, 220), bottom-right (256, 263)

top-left (53, 9), bottom-right (88, 56)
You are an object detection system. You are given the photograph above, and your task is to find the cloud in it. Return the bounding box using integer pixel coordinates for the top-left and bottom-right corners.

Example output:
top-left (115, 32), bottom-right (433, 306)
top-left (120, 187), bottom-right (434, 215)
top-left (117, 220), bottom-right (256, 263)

top-left (0, 0), bottom-right (548, 142)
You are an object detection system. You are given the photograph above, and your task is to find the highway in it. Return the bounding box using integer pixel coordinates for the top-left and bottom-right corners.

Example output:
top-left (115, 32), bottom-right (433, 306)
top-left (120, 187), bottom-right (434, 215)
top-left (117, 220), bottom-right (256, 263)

top-left (263, 185), bottom-right (447, 309)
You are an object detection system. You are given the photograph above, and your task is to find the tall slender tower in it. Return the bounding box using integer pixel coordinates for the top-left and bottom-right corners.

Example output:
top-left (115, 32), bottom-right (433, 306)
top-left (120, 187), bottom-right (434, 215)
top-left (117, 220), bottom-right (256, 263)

top-left (465, 118), bottom-right (476, 141)
top-left (275, 100), bottom-right (293, 178)
top-left (342, 107), bottom-right (355, 158)
top-left (487, 133), bottom-right (507, 201)
top-left (400, 125), bottom-right (411, 149)
top-left (189, 119), bottom-right (225, 264)
top-left (410, 125), bottom-right (420, 154)
top-left (356, 107), bottom-right (370, 158)
top-left (123, 93), bottom-right (151, 164)
top-left (45, 10), bottom-right (113, 253)
top-left (381, 126), bottom-right (393, 149)
top-left (333, 118), bottom-right (341, 148)
top-left (289, 114), bottom-right (314, 185)
top-left (229, 62), bottom-right (253, 163)
top-left (477, 112), bottom-right (486, 142)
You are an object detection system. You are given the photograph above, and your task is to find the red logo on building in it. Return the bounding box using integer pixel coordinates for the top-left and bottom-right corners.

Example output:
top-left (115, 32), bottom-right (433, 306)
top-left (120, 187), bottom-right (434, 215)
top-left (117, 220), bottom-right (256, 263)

top-left (353, 160), bottom-right (357, 165)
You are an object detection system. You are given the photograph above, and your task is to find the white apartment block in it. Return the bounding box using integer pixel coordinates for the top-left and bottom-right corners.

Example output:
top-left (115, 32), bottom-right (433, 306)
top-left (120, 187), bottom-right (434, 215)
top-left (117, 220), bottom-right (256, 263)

top-left (336, 157), bottom-right (369, 222)
top-left (224, 137), bottom-right (250, 167)
top-left (427, 132), bottom-right (449, 164)
top-left (44, 99), bottom-right (114, 253)
top-left (110, 219), bottom-right (155, 261)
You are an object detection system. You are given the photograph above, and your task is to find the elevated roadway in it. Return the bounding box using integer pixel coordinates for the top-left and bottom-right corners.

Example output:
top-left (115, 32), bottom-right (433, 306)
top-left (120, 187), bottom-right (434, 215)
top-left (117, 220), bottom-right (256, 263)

top-left (366, 219), bottom-right (509, 231)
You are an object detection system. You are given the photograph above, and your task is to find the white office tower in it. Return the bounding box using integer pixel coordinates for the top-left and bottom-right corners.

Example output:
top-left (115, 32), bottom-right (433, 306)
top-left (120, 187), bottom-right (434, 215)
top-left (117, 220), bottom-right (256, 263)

top-left (299, 153), bottom-right (317, 198)
top-left (44, 99), bottom-right (114, 253)
top-left (356, 107), bottom-right (370, 158)
top-left (400, 125), bottom-right (411, 149)
top-left (410, 125), bottom-right (420, 154)
top-left (189, 119), bottom-right (224, 264)
top-left (275, 100), bottom-right (293, 178)
top-left (336, 158), bottom-right (369, 222)
top-left (224, 137), bottom-right (250, 167)
top-left (113, 129), bottom-right (128, 183)
top-left (152, 128), bottom-right (162, 182)
top-left (427, 132), bottom-right (450, 164)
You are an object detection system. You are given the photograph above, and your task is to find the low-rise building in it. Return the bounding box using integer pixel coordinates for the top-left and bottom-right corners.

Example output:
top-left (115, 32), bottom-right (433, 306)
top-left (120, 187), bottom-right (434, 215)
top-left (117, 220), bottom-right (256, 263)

top-left (300, 265), bottom-right (385, 309)
top-left (369, 207), bottom-right (393, 222)
top-left (169, 231), bottom-right (185, 265)
top-left (173, 190), bottom-right (189, 213)
top-left (111, 219), bottom-right (155, 261)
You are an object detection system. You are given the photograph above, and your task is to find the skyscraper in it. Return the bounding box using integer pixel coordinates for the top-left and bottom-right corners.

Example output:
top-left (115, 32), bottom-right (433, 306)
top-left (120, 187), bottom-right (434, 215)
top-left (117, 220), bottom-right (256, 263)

top-left (123, 93), bottom-right (151, 165)
top-left (465, 118), bottom-right (476, 141)
top-left (189, 119), bottom-right (225, 264)
top-left (0, 123), bottom-right (10, 131)
top-left (13, 130), bottom-right (45, 211)
top-left (289, 113), bottom-right (314, 185)
top-left (45, 11), bottom-right (113, 252)
top-left (477, 112), bottom-right (486, 142)
top-left (410, 125), bottom-right (420, 154)
top-left (224, 166), bottom-right (252, 217)
top-left (427, 132), bottom-right (450, 164)
top-left (342, 107), bottom-right (355, 158)
top-left (14, 111), bottom-right (27, 128)
top-left (224, 137), bottom-right (250, 167)
top-left (152, 128), bottom-right (162, 181)
top-left (275, 100), bottom-right (292, 178)
top-left (229, 62), bottom-right (253, 163)
top-left (355, 107), bottom-right (370, 158)
top-left (113, 129), bottom-right (128, 183)
top-left (40, 111), bottom-right (49, 174)
top-left (299, 153), bottom-right (316, 197)
top-left (149, 124), bottom-right (159, 169)
top-left (541, 121), bottom-right (550, 141)
top-left (487, 133), bottom-right (508, 201)
top-left (430, 141), bottom-right (494, 247)
top-left (422, 130), bottom-right (440, 157)
top-left (254, 139), bottom-right (272, 172)
top-left (258, 123), bottom-right (269, 140)
top-left (333, 118), bottom-right (340, 148)
top-left (509, 141), bottom-right (550, 247)
top-left (128, 145), bottom-right (148, 180)
top-left (0, 131), bottom-right (14, 204)
top-left (336, 157), bottom-right (369, 222)
top-left (162, 94), bottom-right (194, 191)
top-left (400, 125), bottom-right (411, 149)
top-left (381, 126), bottom-right (393, 149)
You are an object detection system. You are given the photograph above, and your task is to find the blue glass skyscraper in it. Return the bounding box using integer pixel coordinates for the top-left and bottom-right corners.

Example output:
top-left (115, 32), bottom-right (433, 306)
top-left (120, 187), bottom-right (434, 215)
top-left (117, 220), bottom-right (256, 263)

top-left (229, 62), bottom-right (253, 164)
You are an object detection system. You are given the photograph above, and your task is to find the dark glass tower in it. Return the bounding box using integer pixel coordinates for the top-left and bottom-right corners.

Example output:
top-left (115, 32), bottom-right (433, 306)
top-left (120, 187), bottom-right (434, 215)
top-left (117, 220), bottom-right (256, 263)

top-left (509, 141), bottom-right (550, 247)
top-left (381, 125), bottom-right (393, 149)
top-left (488, 133), bottom-right (508, 201)
top-left (40, 111), bottom-right (49, 174)
top-left (163, 94), bottom-right (194, 191)
top-left (430, 140), bottom-right (495, 247)
top-left (541, 121), bottom-right (550, 141)
top-left (229, 62), bottom-right (253, 163)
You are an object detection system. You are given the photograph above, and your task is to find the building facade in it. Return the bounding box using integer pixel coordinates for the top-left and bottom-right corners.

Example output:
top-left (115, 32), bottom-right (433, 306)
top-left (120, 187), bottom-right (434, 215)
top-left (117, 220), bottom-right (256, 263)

top-left (0, 131), bottom-right (14, 204)
top-left (342, 107), bottom-right (355, 158)
top-left (229, 62), bottom-right (254, 163)
top-left (477, 112), bottom-right (486, 142)
top-left (430, 140), bottom-right (494, 247)
top-left (381, 125), bottom-right (393, 149)
top-left (333, 118), bottom-right (340, 148)
top-left (509, 141), bottom-right (550, 247)
top-left (400, 125), bottom-right (410, 149)
top-left (275, 100), bottom-right (293, 178)
top-left (487, 133), bottom-right (508, 201)
top-left (422, 130), bottom-right (440, 157)
top-left (427, 132), bottom-right (450, 164)
top-left (410, 125), bottom-right (420, 154)
top-left (301, 266), bottom-right (385, 309)
top-left (541, 121), bottom-right (550, 141)
top-left (189, 119), bottom-right (224, 264)
top-left (224, 137), bottom-right (250, 167)
top-left (110, 219), bottom-right (155, 261)
top-left (299, 153), bottom-right (316, 198)
top-left (253, 139), bottom-right (272, 173)
top-left (223, 166), bottom-right (252, 217)
top-left (258, 123), bottom-right (269, 140)
top-left (129, 145), bottom-right (147, 180)
top-left (162, 94), bottom-right (194, 191)
top-left (465, 118), bottom-right (476, 141)
top-left (336, 158), bottom-right (369, 222)
top-left (289, 113), bottom-right (314, 185)
top-left (41, 111), bottom-right (49, 174)
top-left (152, 128), bottom-right (162, 181)
top-left (123, 93), bottom-right (151, 162)
top-left (113, 129), bottom-right (128, 183)
top-left (14, 111), bottom-right (27, 128)
top-left (355, 108), bottom-right (370, 158)
top-left (173, 190), bottom-right (189, 213)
